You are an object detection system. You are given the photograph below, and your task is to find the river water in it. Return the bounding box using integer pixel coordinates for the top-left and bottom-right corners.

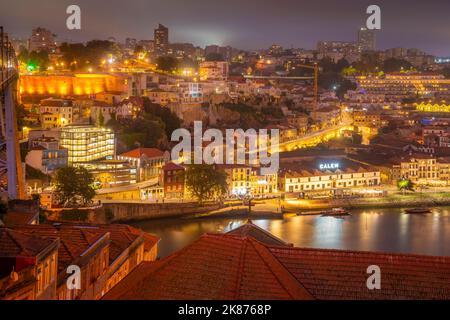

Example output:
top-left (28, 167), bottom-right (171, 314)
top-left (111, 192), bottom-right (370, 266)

top-left (130, 207), bottom-right (450, 258)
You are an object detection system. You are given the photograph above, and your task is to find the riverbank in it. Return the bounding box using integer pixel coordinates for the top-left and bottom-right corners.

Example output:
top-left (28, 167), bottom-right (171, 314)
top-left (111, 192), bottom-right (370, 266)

top-left (102, 192), bottom-right (450, 223)
top-left (284, 192), bottom-right (450, 212)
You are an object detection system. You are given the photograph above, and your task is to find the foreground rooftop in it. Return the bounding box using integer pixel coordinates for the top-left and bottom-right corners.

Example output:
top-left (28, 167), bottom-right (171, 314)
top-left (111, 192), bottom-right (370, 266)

top-left (103, 225), bottom-right (450, 300)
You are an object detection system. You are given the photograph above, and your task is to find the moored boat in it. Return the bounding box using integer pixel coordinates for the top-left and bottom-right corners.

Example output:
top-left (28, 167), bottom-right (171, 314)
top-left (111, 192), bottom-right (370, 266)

top-left (321, 208), bottom-right (351, 217)
top-left (404, 207), bottom-right (431, 214)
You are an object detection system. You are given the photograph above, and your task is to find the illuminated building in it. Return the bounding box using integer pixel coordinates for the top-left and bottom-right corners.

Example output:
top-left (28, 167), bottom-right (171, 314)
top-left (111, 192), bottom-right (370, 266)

top-left (391, 155), bottom-right (450, 186)
top-left (162, 162), bottom-right (185, 200)
top-left (20, 74), bottom-right (128, 97)
top-left (316, 41), bottom-right (359, 62)
top-left (352, 110), bottom-right (383, 127)
top-left (358, 27), bottom-right (376, 52)
top-left (39, 98), bottom-right (77, 128)
top-left (118, 148), bottom-right (170, 182)
top-left (415, 101), bottom-right (450, 113)
top-left (59, 125), bottom-right (115, 165)
top-left (311, 106), bottom-right (341, 126)
top-left (115, 97), bottom-right (143, 119)
top-left (144, 88), bottom-right (179, 106)
top-left (25, 137), bottom-right (68, 174)
top-left (29, 27), bottom-right (56, 53)
top-left (83, 160), bottom-right (137, 188)
top-left (154, 24), bottom-right (169, 55)
top-left (217, 164), bottom-right (278, 198)
top-left (199, 61), bottom-right (229, 81)
top-left (280, 157), bottom-right (381, 197)
top-left (356, 73), bottom-right (450, 101)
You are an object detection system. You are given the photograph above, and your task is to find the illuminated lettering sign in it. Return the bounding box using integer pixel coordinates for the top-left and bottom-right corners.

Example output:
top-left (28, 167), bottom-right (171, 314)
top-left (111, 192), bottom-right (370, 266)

top-left (319, 162), bottom-right (340, 170)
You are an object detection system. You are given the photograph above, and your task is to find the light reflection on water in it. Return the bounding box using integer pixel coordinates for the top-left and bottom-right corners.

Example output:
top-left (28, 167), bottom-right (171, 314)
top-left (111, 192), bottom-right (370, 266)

top-left (130, 207), bottom-right (450, 258)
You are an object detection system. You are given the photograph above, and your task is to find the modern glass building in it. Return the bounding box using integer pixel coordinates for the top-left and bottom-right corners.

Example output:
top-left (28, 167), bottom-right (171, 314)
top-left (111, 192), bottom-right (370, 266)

top-left (60, 125), bottom-right (115, 165)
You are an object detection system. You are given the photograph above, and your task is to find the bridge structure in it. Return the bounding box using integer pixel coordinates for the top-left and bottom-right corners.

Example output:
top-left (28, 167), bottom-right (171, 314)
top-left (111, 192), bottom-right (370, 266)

top-left (0, 27), bottom-right (25, 199)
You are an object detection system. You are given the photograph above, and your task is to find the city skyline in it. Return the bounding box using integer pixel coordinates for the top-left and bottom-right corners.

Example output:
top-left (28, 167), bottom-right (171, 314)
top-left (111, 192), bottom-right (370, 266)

top-left (1, 0), bottom-right (450, 55)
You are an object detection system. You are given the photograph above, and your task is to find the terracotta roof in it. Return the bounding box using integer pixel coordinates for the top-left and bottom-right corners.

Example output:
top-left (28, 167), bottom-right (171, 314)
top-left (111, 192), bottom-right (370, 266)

top-left (103, 234), bottom-right (312, 300)
top-left (163, 162), bottom-right (185, 171)
top-left (0, 228), bottom-right (55, 258)
top-left (42, 222), bottom-right (159, 263)
top-left (2, 211), bottom-right (39, 226)
top-left (270, 246), bottom-right (450, 300)
top-left (104, 233), bottom-right (450, 300)
top-left (13, 225), bottom-right (107, 273)
top-left (119, 148), bottom-right (165, 159)
top-left (227, 221), bottom-right (292, 247)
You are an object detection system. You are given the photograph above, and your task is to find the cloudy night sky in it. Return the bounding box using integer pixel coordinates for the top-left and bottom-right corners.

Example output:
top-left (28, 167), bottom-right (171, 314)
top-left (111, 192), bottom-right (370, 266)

top-left (1, 0), bottom-right (450, 55)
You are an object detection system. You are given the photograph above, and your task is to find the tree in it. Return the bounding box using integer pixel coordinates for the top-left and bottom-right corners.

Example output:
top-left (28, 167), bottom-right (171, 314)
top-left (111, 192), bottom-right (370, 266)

top-left (383, 58), bottom-right (413, 73)
top-left (397, 179), bottom-right (415, 194)
top-left (54, 167), bottom-right (96, 207)
top-left (184, 165), bottom-right (228, 204)
top-left (155, 56), bottom-right (178, 72)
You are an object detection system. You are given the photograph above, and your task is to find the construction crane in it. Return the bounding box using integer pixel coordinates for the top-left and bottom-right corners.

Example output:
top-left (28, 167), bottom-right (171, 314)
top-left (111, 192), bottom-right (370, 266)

top-left (0, 26), bottom-right (25, 200)
top-left (295, 63), bottom-right (319, 112)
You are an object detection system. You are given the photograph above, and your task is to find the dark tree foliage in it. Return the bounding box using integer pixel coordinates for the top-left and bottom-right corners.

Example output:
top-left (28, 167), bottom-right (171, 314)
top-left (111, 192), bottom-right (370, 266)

top-left (155, 56), bottom-right (178, 72)
top-left (382, 58), bottom-right (413, 73)
top-left (54, 167), bottom-right (96, 207)
top-left (59, 40), bottom-right (118, 70)
top-left (18, 48), bottom-right (50, 72)
top-left (184, 165), bottom-right (228, 204)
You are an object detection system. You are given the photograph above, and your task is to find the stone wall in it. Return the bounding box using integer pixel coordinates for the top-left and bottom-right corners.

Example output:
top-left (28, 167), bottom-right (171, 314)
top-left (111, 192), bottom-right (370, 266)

top-left (103, 202), bottom-right (221, 222)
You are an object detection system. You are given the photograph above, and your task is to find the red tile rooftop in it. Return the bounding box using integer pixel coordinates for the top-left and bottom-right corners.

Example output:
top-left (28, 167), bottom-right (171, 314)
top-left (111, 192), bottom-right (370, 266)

top-left (0, 228), bottom-right (56, 259)
top-left (103, 234), bottom-right (312, 300)
top-left (12, 225), bottom-right (107, 273)
top-left (119, 147), bottom-right (165, 159)
top-left (227, 220), bottom-right (292, 247)
top-left (103, 232), bottom-right (450, 300)
top-left (2, 211), bottom-right (39, 226)
top-left (43, 222), bottom-right (159, 262)
top-left (163, 162), bottom-right (185, 171)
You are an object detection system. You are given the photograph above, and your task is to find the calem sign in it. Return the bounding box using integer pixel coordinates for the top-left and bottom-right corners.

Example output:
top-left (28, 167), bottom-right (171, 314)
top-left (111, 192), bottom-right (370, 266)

top-left (319, 162), bottom-right (340, 170)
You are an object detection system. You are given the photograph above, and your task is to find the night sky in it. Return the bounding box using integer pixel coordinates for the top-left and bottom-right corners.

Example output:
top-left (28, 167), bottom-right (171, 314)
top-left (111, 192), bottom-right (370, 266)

top-left (1, 0), bottom-right (450, 55)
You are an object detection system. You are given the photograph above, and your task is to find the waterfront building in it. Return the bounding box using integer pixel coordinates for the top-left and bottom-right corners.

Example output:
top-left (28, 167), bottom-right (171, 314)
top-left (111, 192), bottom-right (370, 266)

top-left (161, 162), bottom-right (185, 200)
top-left (59, 125), bottom-right (115, 165)
top-left (103, 223), bottom-right (450, 300)
top-left (117, 148), bottom-right (170, 182)
top-left (280, 157), bottom-right (381, 197)
top-left (83, 160), bottom-right (137, 189)
top-left (391, 154), bottom-right (450, 186)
